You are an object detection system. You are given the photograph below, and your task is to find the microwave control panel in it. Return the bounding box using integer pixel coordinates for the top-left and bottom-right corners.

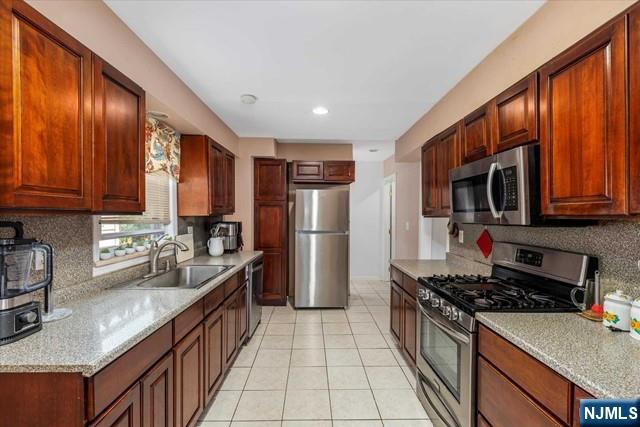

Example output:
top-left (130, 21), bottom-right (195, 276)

top-left (502, 167), bottom-right (518, 210)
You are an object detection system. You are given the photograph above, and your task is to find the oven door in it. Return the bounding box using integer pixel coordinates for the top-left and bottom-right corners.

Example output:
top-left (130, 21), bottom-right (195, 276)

top-left (449, 155), bottom-right (500, 225)
top-left (416, 301), bottom-right (476, 427)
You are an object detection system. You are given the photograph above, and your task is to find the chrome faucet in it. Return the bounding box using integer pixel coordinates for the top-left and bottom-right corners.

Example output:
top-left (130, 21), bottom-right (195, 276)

top-left (146, 240), bottom-right (189, 277)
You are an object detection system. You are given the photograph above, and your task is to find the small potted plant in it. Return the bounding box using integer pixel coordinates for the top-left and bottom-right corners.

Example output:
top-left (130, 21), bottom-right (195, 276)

top-left (99, 248), bottom-right (114, 261)
top-left (114, 245), bottom-right (127, 257)
top-left (125, 242), bottom-right (135, 255)
top-left (134, 239), bottom-right (146, 252)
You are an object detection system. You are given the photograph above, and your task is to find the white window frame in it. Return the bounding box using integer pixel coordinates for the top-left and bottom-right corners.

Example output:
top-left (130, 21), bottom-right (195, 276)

top-left (92, 176), bottom-right (178, 277)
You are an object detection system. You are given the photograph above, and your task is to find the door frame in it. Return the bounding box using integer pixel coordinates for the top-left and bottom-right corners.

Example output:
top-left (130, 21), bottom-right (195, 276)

top-left (382, 174), bottom-right (396, 281)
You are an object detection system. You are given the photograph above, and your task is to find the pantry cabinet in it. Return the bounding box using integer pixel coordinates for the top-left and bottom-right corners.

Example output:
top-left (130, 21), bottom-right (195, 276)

top-left (178, 135), bottom-right (236, 216)
top-left (539, 16), bottom-right (627, 217)
top-left (421, 123), bottom-right (460, 217)
top-left (389, 266), bottom-right (417, 367)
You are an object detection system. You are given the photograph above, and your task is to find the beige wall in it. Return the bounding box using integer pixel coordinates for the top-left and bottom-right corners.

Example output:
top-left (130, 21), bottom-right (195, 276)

top-left (393, 161), bottom-right (420, 259)
top-left (27, 0), bottom-right (239, 154)
top-left (383, 155), bottom-right (396, 178)
top-left (395, 0), bottom-right (634, 161)
top-left (276, 143), bottom-right (353, 161)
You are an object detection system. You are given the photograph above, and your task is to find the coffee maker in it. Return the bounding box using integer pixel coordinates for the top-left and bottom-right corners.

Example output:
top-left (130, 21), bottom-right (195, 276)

top-left (211, 221), bottom-right (243, 253)
top-left (0, 222), bottom-right (52, 345)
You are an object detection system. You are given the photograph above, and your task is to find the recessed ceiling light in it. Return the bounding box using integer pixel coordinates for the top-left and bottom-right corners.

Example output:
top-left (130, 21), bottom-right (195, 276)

top-left (240, 94), bottom-right (258, 104)
top-left (146, 110), bottom-right (169, 120)
top-left (312, 106), bottom-right (329, 115)
top-left (369, 149), bottom-right (379, 153)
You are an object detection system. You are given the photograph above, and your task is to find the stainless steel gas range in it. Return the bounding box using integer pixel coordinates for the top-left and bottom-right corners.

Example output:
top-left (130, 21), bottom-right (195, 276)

top-left (415, 242), bottom-right (598, 427)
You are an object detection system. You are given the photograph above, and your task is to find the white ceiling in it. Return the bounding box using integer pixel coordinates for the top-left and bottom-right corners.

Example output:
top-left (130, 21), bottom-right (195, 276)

top-left (107, 0), bottom-right (543, 148)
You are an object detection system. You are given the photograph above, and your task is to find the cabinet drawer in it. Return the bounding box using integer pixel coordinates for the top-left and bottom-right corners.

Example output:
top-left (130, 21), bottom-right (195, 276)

top-left (224, 274), bottom-right (239, 298)
top-left (478, 325), bottom-right (571, 423)
top-left (204, 285), bottom-right (225, 316)
top-left (390, 266), bottom-right (403, 286)
top-left (478, 357), bottom-right (562, 427)
top-left (402, 275), bottom-right (417, 299)
top-left (174, 299), bottom-right (204, 345)
top-left (572, 386), bottom-right (595, 427)
top-left (237, 268), bottom-right (247, 285)
top-left (87, 322), bottom-right (172, 420)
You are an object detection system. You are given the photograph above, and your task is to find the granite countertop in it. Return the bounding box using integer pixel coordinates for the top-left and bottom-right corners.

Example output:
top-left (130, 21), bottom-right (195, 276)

top-left (0, 251), bottom-right (262, 377)
top-left (391, 255), bottom-right (491, 280)
top-left (477, 312), bottom-right (640, 399)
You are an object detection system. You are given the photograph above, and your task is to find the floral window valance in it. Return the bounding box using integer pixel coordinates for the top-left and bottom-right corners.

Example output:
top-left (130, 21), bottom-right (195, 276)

top-left (145, 117), bottom-right (181, 180)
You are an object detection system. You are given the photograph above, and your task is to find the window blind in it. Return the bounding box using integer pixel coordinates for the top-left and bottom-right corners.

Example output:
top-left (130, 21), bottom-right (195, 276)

top-left (99, 172), bottom-right (171, 225)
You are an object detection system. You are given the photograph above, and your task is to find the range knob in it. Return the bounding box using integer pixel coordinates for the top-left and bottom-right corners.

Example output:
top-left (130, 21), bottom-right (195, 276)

top-left (441, 305), bottom-right (451, 316)
top-left (430, 297), bottom-right (440, 308)
top-left (18, 311), bottom-right (38, 324)
top-left (449, 308), bottom-right (459, 321)
top-left (418, 289), bottom-right (431, 301)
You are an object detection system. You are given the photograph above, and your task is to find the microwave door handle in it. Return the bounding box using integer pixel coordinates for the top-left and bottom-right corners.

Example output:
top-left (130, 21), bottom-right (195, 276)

top-left (486, 162), bottom-right (501, 219)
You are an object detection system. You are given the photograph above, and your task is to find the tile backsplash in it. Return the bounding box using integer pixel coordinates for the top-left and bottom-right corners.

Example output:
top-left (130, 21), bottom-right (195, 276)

top-left (450, 221), bottom-right (640, 297)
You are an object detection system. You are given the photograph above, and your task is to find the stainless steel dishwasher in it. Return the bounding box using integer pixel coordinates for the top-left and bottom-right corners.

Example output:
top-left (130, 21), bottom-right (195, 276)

top-left (246, 257), bottom-right (263, 341)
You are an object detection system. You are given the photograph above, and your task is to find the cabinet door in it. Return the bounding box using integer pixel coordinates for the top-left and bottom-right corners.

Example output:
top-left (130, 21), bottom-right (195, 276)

top-left (436, 124), bottom-right (460, 214)
top-left (629, 6), bottom-right (640, 214)
top-left (0, 0), bottom-right (93, 211)
top-left (209, 142), bottom-right (226, 214)
top-left (390, 280), bottom-right (402, 345)
top-left (540, 17), bottom-right (627, 216)
top-left (173, 326), bottom-right (204, 427)
top-left (224, 294), bottom-right (238, 368)
top-left (204, 307), bottom-right (225, 403)
top-left (572, 386), bottom-right (595, 427)
top-left (89, 383), bottom-right (141, 427)
top-left (224, 152), bottom-right (235, 213)
top-left (323, 161), bottom-right (355, 183)
top-left (237, 283), bottom-right (248, 344)
top-left (254, 158), bottom-right (287, 201)
top-left (493, 73), bottom-right (538, 153)
top-left (421, 143), bottom-right (439, 216)
top-left (462, 106), bottom-right (493, 164)
top-left (401, 291), bottom-right (416, 366)
top-left (292, 161), bottom-right (324, 181)
top-left (93, 55), bottom-right (145, 214)
top-left (141, 353), bottom-right (174, 427)
top-left (254, 201), bottom-right (287, 305)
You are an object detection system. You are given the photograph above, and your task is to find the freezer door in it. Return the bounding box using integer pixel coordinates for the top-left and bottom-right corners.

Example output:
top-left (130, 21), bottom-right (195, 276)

top-left (295, 188), bottom-right (349, 231)
top-left (295, 232), bottom-right (349, 308)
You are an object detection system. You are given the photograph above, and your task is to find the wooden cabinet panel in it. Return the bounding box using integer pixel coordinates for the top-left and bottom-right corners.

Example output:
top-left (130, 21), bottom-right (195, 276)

top-left (390, 266), bottom-right (403, 287)
top-left (323, 161), bottom-right (355, 183)
top-left (173, 299), bottom-right (204, 346)
top-left (401, 292), bottom-right (416, 365)
top-left (292, 161), bottom-right (324, 181)
top-left (402, 275), bottom-right (417, 299)
top-left (572, 386), bottom-right (595, 427)
top-left (141, 353), bottom-right (174, 427)
top-left (629, 6), bottom-right (640, 214)
top-left (223, 293), bottom-right (238, 368)
top-left (224, 152), bottom-right (235, 213)
top-left (173, 326), bottom-right (204, 427)
top-left (0, 0), bottom-right (93, 211)
top-left (540, 16), bottom-right (627, 216)
top-left (204, 307), bottom-right (225, 402)
top-left (479, 325), bottom-right (571, 423)
top-left (254, 202), bottom-right (286, 249)
top-left (462, 105), bottom-right (493, 164)
top-left (92, 55), bottom-right (145, 214)
top-left (259, 250), bottom-right (287, 305)
top-left (478, 357), bottom-right (562, 427)
top-left (89, 383), bottom-right (141, 427)
top-left (390, 280), bottom-right (402, 344)
top-left (478, 413), bottom-right (492, 427)
top-left (237, 283), bottom-right (248, 344)
top-left (493, 72), bottom-right (538, 153)
top-left (204, 285), bottom-right (225, 316)
top-left (254, 158), bottom-right (287, 201)
top-left (209, 143), bottom-right (226, 213)
top-left (421, 143), bottom-right (438, 216)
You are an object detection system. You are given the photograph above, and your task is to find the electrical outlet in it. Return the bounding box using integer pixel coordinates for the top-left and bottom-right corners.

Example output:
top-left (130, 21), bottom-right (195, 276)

top-left (458, 230), bottom-right (464, 244)
top-left (187, 226), bottom-right (193, 234)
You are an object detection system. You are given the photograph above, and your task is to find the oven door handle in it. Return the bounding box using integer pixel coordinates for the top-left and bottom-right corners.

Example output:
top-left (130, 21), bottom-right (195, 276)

top-left (420, 305), bottom-right (470, 344)
top-left (486, 162), bottom-right (502, 219)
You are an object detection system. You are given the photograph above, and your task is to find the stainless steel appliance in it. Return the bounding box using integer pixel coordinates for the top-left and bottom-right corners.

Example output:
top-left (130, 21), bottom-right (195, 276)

top-left (416, 242), bottom-right (598, 427)
top-left (450, 145), bottom-right (540, 225)
top-left (211, 221), bottom-right (243, 253)
top-left (0, 222), bottom-right (52, 345)
top-left (246, 257), bottom-right (263, 340)
top-left (293, 187), bottom-right (350, 308)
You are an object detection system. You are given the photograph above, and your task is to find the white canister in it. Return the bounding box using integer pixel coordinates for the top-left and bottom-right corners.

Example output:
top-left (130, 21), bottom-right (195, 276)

top-left (630, 298), bottom-right (640, 340)
top-left (207, 237), bottom-right (225, 257)
top-left (602, 290), bottom-right (632, 331)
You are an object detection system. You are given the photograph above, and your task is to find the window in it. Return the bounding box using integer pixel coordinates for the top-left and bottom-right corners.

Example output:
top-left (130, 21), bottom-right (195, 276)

top-left (93, 172), bottom-right (178, 276)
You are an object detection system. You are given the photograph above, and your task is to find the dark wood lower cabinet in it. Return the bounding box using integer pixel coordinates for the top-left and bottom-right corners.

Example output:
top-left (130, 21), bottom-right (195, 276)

top-left (237, 285), bottom-right (248, 344)
top-left (224, 291), bottom-right (238, 369)
top-left (572, 387), bottom-right (595, 427)
top-left (89, 383), bottom-right (142, 427)
top-left (204, 307), bottom-right (225, 402)
top-left (388, 266), bottom-right (417, 367)
top-left (401, 293), bottom-right (417, 365)
top-left (173, 326), bottom-right (204, 427)
top-left (141, 353), bottom-right (174, 427)
top-left (390, 280), bottom-right (402, 343)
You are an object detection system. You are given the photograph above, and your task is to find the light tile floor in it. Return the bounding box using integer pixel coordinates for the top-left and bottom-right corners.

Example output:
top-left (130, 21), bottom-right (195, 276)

top-left (198, 279), bottom-right (432, 427)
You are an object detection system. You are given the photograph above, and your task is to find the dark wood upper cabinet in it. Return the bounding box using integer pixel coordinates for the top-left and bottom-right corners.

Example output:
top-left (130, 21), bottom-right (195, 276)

top-left (292, 161), bottom-right (324, 181)
top-left (254, 158), bottom-right (287, 201)
top-left (178, 135), bottom-right (235, 216)
top-left (0, 0), bottom-right (93, 211)
top-left (203, 307), bottom-right (225, 403)
top-left (421, 143), bottom-right (438, 216)
top-left (492, 72), bottom-right (538, 153)
top-left (89, 383), bottom-right (142, 427)
top-left (461, 104), bottom-right (494, 164)
top-left (92, 55), bottom-right (146, 214)
top-left (173, 325), bottom-right (204, 427)
top-left (539, 16), bottom-right (627, 217)
top-left (422, 123), bottom-right (460, 217)
top-left (629, 5), bottom-right (640, 214)
top-left (323, 161), bottom-right (355, 183)
top-left (141, 352), bottom-right (174, 427)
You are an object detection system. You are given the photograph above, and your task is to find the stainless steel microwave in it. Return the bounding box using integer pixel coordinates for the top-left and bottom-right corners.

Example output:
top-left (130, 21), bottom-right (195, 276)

top-left (449, 144), bottom-right (540, 225)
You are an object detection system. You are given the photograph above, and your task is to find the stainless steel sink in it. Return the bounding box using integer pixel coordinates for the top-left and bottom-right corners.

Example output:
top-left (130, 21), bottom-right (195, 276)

top-left (123, 265), bottom-right (233, 289)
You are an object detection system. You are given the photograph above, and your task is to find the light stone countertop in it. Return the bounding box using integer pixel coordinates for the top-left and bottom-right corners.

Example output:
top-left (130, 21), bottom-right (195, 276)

top-left (0, 251), bottom-right (262, 377)
top-left (477, 312), bottom-right (640, 399)
top-left (390, 255), bottom-right (491, 280)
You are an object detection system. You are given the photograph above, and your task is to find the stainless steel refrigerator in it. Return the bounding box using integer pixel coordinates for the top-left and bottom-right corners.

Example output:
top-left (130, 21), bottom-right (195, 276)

top-left (293, 187), bottom-right (349, 308)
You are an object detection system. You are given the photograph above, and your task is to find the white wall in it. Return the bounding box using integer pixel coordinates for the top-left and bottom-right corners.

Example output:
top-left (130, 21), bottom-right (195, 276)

top-left (350, 162), bottom-right (385, 279)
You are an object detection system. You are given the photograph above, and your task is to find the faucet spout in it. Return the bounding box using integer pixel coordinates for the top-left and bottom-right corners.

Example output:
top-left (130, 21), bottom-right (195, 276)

top-left (146, 240), bottom-right (189, 277)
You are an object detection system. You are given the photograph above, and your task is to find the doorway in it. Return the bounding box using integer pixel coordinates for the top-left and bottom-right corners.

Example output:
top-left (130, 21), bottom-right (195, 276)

top-left (382, 174), bottom-right (396, 281)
